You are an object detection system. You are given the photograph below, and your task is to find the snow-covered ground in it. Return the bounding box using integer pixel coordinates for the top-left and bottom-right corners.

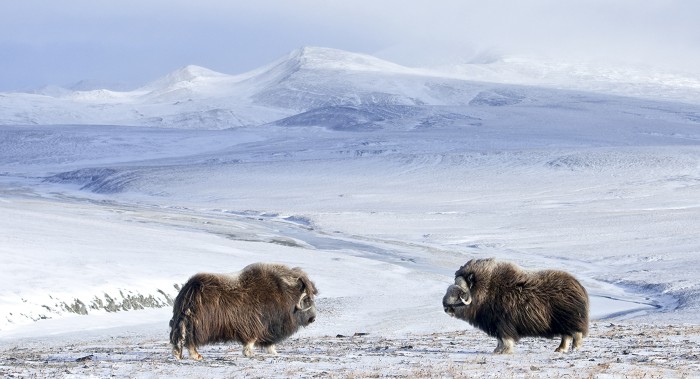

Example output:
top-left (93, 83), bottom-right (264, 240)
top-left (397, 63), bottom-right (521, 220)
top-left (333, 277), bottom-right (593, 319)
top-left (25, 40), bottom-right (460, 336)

top-left (1, 47), bottom-right (699, 377)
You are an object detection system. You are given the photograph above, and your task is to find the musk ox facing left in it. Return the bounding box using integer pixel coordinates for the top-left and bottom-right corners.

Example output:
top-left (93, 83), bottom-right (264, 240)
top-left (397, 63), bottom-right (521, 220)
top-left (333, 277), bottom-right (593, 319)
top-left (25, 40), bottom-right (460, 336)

top-left (443, 258), bottom-right (589, 354)
top-left (169, 263), bottom-right (318, 360)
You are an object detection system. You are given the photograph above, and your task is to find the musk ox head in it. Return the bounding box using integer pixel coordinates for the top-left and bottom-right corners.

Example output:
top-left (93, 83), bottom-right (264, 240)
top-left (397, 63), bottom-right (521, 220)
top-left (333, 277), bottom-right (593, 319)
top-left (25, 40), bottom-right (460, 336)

top-left (170, 263), bottom-right (318, 360)
top-left (443, 258), bottom-right (589, 354)
top-left (287, 266), bottom-right (318, 326)
top-left (443, 274), bottom-right (473, 317)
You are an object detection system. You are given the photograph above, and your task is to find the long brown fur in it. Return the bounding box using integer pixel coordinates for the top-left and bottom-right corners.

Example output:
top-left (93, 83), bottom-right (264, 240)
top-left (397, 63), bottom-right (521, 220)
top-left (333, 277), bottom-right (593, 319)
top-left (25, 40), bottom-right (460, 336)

top-left (170, 263), bottom-right (318, 360)
top-left (443, 258), bottom-right (589, 354)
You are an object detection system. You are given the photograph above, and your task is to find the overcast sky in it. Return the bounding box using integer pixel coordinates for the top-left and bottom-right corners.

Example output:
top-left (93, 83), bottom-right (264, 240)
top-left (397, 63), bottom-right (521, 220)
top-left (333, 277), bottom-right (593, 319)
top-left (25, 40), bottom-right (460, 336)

top-left (1, 0), bottom-right (698, 91)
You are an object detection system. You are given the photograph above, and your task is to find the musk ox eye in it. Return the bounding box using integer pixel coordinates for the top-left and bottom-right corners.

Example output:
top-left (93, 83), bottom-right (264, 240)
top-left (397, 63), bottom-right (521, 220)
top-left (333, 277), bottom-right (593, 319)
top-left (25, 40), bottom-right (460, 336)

top-left (467, 273), bottom-right (475, 287)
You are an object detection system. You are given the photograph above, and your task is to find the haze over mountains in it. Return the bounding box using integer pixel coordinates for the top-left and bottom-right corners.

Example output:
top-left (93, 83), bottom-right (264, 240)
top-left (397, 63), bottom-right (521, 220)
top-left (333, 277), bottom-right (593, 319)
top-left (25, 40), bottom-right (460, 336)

top-left (2, 46), bottom-right (699, 130)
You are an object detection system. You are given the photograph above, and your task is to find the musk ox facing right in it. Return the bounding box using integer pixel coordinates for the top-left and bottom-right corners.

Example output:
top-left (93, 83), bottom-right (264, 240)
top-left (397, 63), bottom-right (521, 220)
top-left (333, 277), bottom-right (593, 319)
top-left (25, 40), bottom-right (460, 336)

top-left (169, 263), bottom-right (318, 360)
top-left (443, 258), bottom-right (589, 354)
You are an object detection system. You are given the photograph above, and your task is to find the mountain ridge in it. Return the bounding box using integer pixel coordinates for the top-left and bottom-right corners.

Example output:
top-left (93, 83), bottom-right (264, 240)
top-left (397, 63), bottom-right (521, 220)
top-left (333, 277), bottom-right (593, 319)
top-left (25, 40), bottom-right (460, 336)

top-left (1, 46), bottom-right (699, 129)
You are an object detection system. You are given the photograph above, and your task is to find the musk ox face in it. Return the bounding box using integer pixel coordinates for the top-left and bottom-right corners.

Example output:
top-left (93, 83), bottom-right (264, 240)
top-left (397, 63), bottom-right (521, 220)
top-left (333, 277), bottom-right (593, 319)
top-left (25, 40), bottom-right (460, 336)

top-left (293, 277), bottom-right (317, 326)
top-left (443, 275), bottom-right (472, 317)
top-left (170, 263), bottom-right (318, 360)
top-left (443, 258), bottom-right (589, 354)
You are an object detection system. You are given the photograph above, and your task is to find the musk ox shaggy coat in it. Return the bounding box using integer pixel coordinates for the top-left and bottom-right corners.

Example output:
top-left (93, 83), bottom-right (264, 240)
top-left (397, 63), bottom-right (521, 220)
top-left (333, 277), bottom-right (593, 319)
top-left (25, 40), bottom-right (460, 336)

top-left (169, 263), bottom-right (318, 360)
top-left (443, 258), bottom-right (589, 354)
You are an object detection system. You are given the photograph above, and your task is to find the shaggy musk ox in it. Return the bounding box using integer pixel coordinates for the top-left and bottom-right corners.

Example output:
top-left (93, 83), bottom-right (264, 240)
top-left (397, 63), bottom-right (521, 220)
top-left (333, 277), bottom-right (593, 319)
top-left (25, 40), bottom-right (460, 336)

top-left (169, 263), bottom-right (318, 360)
top-left (443, 258), bottom-right (589, 354)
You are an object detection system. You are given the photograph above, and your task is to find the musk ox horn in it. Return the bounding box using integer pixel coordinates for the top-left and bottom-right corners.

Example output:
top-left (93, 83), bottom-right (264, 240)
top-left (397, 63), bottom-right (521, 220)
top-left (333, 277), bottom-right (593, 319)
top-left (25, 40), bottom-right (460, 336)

top-left (455, 276), bottom-right (472, 305)
top-left (455, 276), bottom-right (468, 290)
top-left (296, 292), bottom-right (313, 312)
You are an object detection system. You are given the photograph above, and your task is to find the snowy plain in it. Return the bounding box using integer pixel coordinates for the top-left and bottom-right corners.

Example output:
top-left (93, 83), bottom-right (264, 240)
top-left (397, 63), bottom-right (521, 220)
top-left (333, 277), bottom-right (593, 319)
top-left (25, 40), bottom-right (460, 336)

top-left (1, 47), bottom-right (699, 377)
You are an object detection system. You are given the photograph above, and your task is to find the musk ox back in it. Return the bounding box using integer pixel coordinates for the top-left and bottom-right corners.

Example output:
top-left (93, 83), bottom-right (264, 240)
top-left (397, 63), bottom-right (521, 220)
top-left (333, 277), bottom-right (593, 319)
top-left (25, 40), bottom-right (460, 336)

top-left (443, 258), bottom-right (589, 354)
top-left (169, 263), bottom-right (318, 360)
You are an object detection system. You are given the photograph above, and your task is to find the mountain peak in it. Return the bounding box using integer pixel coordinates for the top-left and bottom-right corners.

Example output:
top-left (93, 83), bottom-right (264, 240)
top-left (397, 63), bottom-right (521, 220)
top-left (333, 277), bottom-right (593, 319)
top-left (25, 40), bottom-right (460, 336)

top-left (286, 46), bottom-right (415, 74)
top-left (142, 65), bottom-right (231, 93)
top-left (172, 65), bottom-right (227, 79)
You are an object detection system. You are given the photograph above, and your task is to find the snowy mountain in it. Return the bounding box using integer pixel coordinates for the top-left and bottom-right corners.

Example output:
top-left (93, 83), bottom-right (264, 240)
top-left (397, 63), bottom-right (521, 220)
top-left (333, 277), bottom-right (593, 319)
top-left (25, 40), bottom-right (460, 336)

top-left (2, 46), bottom-right (699, 130)
top-left (438, 56), bottom-right (700, 104)
top-left (0, 47), bottom-right (426, 127)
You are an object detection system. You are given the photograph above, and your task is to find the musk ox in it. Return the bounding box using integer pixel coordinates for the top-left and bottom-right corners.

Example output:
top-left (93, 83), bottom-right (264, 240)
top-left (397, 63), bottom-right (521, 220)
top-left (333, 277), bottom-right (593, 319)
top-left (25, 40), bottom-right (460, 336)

top-left (442, 258), bottom-right (589, 354)
top-left (169, 263), bottom-right (318, 360)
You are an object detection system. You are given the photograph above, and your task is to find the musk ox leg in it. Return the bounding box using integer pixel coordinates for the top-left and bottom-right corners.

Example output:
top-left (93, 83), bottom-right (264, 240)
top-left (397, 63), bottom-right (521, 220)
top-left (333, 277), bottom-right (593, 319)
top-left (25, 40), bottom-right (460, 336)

top-left (494, 338), bottom-right (503, 352)
top-left (494, 337), bottom-right (515, 354)
top-left (265, 345), bottom-right (278, 355)
top-left (572, 332), bottom-right (584, 350)
top-left (187, 344), bottom-right (203, 361)
top-left (172, 346), bottom-right (183, 360)
top-left (243, 341), bottom-right (256, 357)
top-left (555, 335), bottom-right (573, 353)
top-left (170, 317), bottom-right (187, 360)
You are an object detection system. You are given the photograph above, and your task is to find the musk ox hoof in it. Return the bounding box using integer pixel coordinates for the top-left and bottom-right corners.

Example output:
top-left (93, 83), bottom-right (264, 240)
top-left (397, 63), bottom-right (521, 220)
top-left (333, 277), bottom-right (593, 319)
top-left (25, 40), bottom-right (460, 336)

top-left (555, 332), bottom-right (584, 353)
top-left (555, 336), bottom-right (571, 353)
top-left (243, 342), bottom-right (255, 358)
top-left (493, 338), bottom-right (514, 354)
top-left (493, 349), bottom-right (514, 355)
top-left (187, 346), bottom-right (203, 360)
top-left (573, 331), bottom-right (584, 350)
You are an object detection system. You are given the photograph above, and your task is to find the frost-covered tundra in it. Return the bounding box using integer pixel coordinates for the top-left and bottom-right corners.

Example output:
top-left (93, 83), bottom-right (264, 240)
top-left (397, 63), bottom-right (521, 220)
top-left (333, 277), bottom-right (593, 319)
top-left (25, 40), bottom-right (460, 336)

top-left (443, 258), bottom-right (589, 354)
top-left (169, 263), bottom-right (318, 360)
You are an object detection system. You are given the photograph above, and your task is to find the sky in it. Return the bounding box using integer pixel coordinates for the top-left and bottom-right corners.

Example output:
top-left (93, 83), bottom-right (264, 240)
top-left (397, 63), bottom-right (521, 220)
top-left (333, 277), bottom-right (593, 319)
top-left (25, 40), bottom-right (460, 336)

top-left (1, 0), bottom-right (699, 91)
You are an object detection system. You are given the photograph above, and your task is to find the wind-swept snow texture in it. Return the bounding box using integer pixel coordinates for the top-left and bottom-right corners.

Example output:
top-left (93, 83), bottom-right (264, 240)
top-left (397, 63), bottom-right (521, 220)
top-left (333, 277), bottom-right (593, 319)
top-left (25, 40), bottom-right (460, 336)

top-left (1, 47), bottom-right (699, 377)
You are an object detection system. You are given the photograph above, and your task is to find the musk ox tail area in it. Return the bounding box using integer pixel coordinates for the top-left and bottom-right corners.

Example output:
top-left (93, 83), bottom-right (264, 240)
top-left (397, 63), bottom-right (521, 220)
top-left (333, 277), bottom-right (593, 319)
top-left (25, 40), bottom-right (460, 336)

top-left (169, 276), bottom-right (204, 360)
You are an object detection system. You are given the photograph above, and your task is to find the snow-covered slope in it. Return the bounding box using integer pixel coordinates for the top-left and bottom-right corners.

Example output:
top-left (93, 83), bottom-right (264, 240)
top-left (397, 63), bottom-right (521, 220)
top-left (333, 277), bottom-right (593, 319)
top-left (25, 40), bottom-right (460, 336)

top-left (1, 102), bottom-right (699, 333)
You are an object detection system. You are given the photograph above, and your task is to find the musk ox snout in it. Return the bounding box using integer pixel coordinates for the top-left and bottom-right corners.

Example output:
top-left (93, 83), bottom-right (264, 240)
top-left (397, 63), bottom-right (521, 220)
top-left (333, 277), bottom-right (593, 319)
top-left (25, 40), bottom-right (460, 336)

top-left (442, 281), bottom-right (471, 317)
top-left (295, 291), bottom-right (317, 326)
top-left (444, 258), bottom-right (589, 354)
top-left (169, 263), bottom-right (318, 360)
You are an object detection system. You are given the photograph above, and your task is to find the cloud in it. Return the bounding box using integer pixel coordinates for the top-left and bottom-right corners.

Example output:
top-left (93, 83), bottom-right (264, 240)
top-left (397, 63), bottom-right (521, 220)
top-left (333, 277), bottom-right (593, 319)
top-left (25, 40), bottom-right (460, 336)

top-left (371, 0), bottom-right (700, 71)
top-left (0, 0), bottom-right (698, 90)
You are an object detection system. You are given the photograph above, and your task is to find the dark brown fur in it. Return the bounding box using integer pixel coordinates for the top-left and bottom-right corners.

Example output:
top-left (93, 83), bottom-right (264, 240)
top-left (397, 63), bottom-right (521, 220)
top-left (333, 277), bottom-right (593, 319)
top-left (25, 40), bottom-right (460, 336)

top-left (443, 258), bottom-right (589, 353)
top-left (169, 263), bottom-right (318, 359)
